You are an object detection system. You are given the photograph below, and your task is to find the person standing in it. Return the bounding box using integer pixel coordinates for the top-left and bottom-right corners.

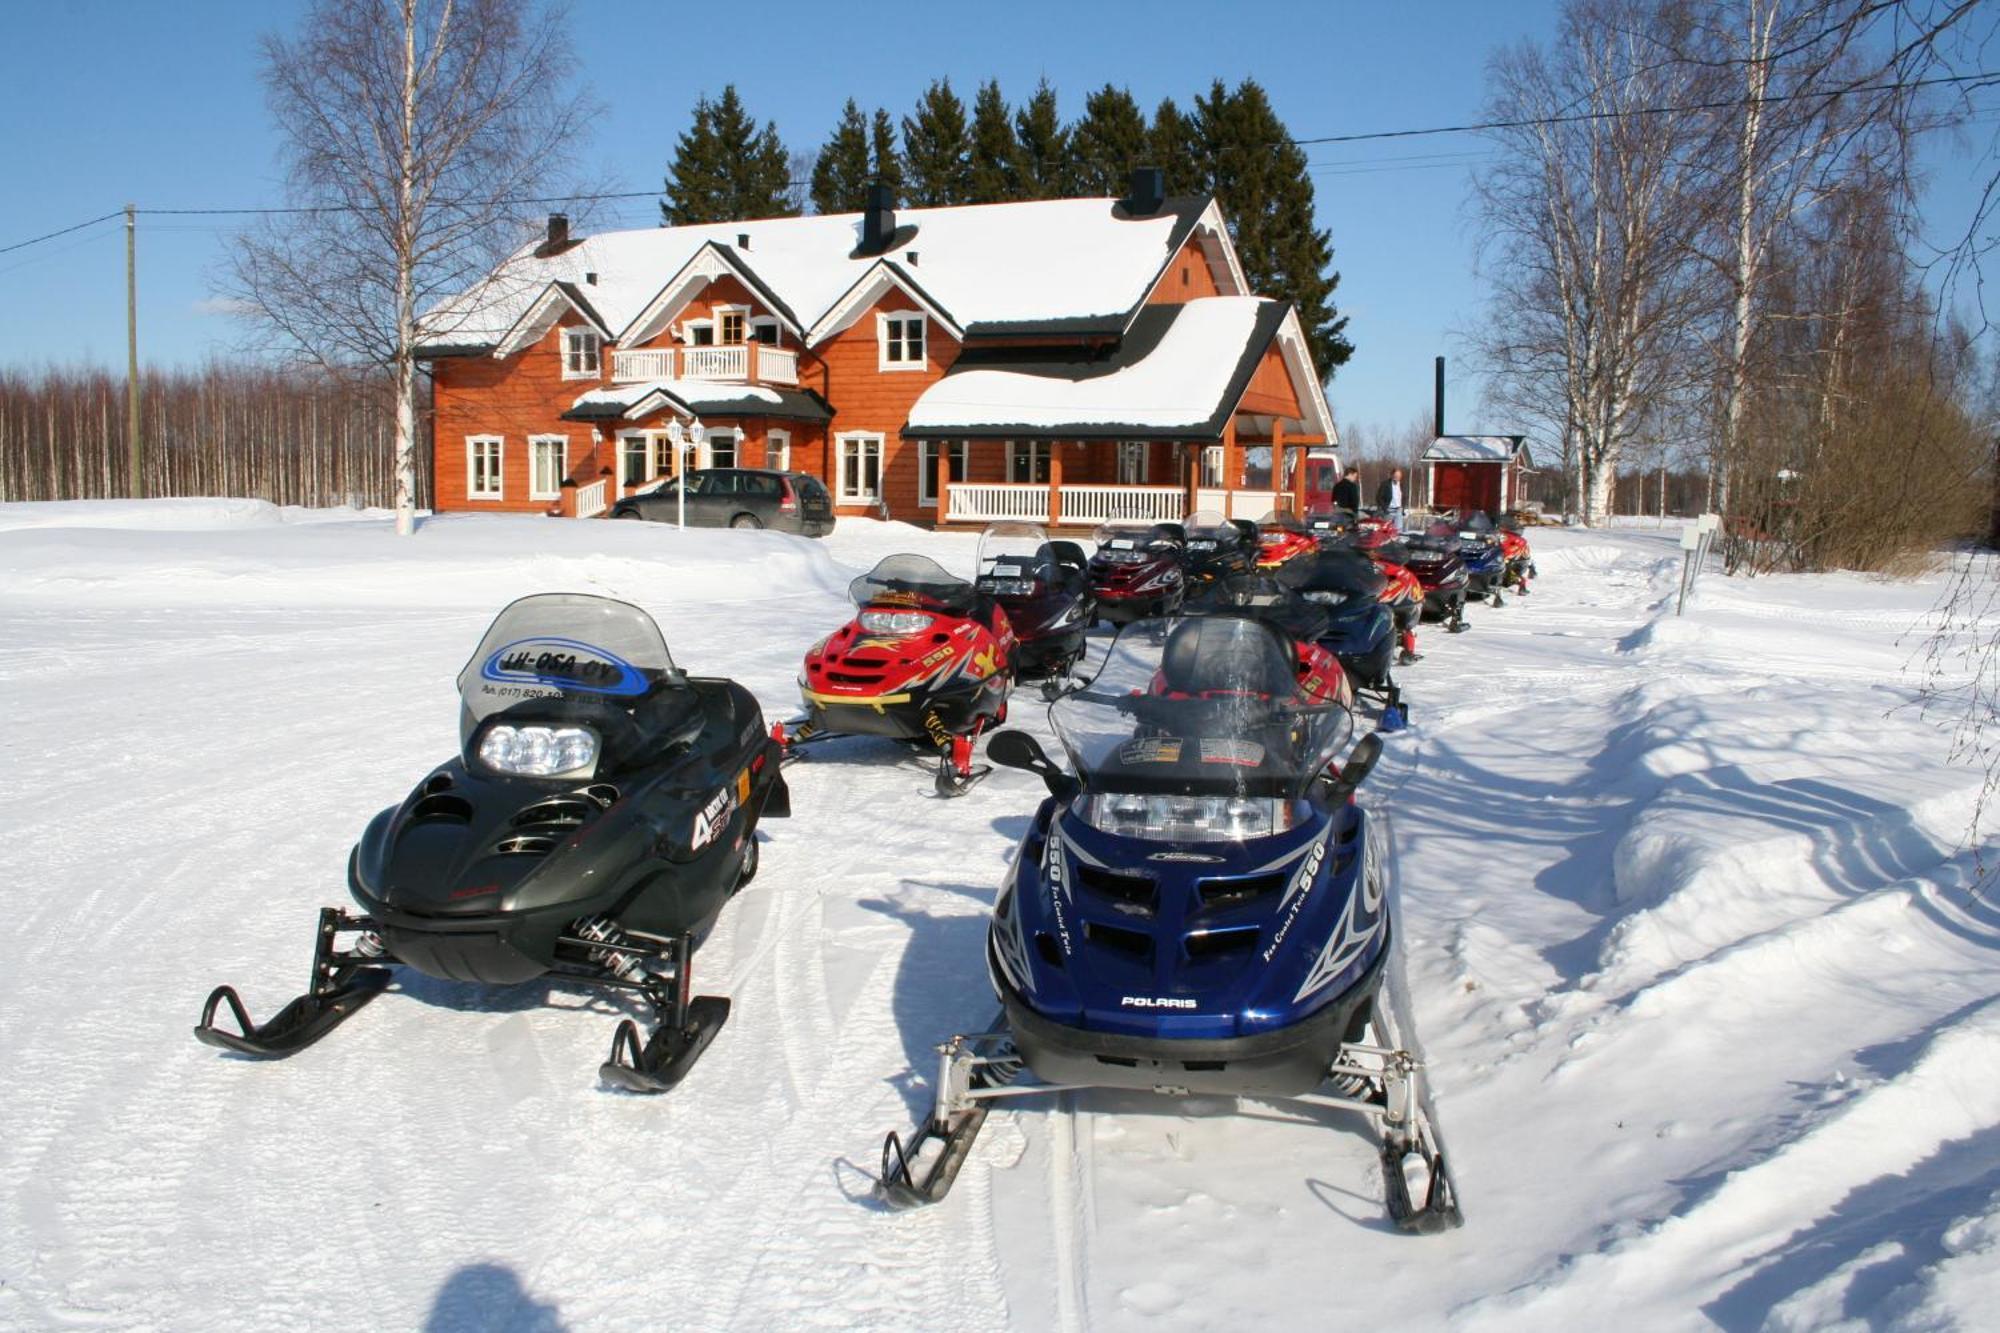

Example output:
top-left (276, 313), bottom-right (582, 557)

top-left (1375, 467), bottom-right (1405, 530)
top-left (1331, 466), bottom-right (1362, 514)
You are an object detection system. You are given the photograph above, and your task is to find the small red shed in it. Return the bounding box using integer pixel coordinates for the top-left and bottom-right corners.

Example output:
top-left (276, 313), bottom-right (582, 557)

top-left (1423, 435), bottom-right (1530, 516)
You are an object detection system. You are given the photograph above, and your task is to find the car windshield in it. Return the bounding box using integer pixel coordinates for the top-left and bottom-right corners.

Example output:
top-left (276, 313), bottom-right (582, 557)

top-left (1051, 617), bottom-right (1352, 810)
top-left (976, 522), bottom-right (1057, 594)
top-left (849, 553), bottom-right (976, 613)
top-left (1181, 509), bottom-right (1241, 553)
top-left (457, 593), bottom-right (679, 727)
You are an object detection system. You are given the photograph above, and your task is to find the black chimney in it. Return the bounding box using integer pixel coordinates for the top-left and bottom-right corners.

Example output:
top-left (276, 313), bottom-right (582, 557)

top-left (1123, 166), bottom-right (1166, 215)
top-left (859, 182), bottom-right (895, 257)
top-left (1434, 356), bottom-right (1446, 438)
top-left (536, 213), bottom-right (570, 257)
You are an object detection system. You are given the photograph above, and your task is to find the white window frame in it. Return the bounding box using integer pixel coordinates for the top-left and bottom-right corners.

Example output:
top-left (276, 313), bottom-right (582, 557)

top-left (528, 434), bottom-right (569, 501)
top-left (836, 431), bottom-right (884, 505)
top-left (713, 304), bottom-right (749, 346)
top-left (619, 432), bottom-right (656, 492)
top-left (1200, 445), bottom-right (1226, 488)
top-left (1117, 441), bottom-right (1150, 485)
top-left (766, 428), bottom-right (791, 473)
top-left (466, 435), bottom-right (504, 501)
top-left (749, 316), bottom-right (782, 346)
top-left (917, 439), bottom-right (971, 508)
top-left (877, 312), bottom-right (927, 371)
top-left (561, 328), bottom-right (600, 379)
top-left (1008, 440), bottom-right (1050, 484)
top-left (704, 428), bottom-right (739, 471)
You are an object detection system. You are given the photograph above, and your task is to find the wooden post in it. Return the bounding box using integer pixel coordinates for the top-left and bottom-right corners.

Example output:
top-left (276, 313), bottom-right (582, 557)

top-left (937, 442), bottom-right (952, 527)
top-left (1222, 417), bottom-right (1240, 517)
top-left (1048, 443), bottom-right (1063, 528)
top-left (125, 203), bottom-right (141, 497)
top-left (1183, 442), bottom-right (1199, 516)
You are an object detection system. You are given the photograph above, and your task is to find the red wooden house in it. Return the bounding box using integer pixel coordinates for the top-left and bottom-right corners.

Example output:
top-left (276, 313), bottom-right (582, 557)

top-left (1422, 435), bottom-right (1531, 516)
top-left (418, 172), bottom-right (1337, 527)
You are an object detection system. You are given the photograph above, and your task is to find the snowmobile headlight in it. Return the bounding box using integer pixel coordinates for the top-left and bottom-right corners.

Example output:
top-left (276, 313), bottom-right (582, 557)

top-left (477, 724), bottom-right (599, 777)
top-left (859, 610), bottom-right (935, 635)
top-left (1302, 590), bottom-right (1350, 607)
top-left (1078, 792), bottom-right (1293, 842)
top-left (1095, 548), bottom-right (1148, 564)
top-left (977, 577), bottom-right (1036, 597)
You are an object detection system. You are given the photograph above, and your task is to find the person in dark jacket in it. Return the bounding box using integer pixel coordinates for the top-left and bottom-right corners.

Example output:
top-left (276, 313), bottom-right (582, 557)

top-left (1331, 466), bottom-right (1362, 514)
top-left (1374, 468), bottom-right (1406, 529)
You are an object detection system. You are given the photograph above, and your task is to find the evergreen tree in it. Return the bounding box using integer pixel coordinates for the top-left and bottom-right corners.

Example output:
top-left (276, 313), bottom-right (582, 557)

top-left (662, 85), bottom-right (796, 225)
top-left (1012, 78), bottom-right (1069, 200)
top-left (1067, 84), bottom-right (1147, 196)
top-left (1147, 96), bottom-right (1201, 195)
top-left (869, 108), bottom-right (904, 205)
top-left (901, 78), bottom-right (972, 207)
top-left (1193, 79), bottom-right (1351, 373)
top-left (966, 79), bottom-right (1021, 204)
top-left (810, 98), bottom-right (872, 214)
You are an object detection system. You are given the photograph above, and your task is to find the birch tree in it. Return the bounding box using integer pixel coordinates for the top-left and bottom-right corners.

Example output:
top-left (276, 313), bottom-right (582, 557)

top-left (228, 0), bottom-right (590, 536)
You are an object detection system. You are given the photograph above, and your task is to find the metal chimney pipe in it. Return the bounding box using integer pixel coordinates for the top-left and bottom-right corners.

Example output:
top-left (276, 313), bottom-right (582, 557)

top-left (1434, 356), bottom-right (1446, 437)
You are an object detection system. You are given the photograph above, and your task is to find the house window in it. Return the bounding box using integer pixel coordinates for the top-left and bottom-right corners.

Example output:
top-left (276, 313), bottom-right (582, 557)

top-left (1008, 441), bottom-right (1050, 484)
top-left (1200, 445), bottom-right (1226, 488)
top-left (706, 429), bottom-right (738, 470)
top-left (750, 319), bottom-right (780, 345)
top-left (688, 324), bottom-right (715, 346)
top-left (917, 440), bottom-right (971, 507)
top-left (529, 435), bottom-right (568, 500)
top-left (879, 313), bottom-right (927, 370)
top-left (562, 328), bottom-right (600, 379)
top-left (467, 436), bottom-right (503, 500)
top-left (1117, 441), bottom-right (1149, 485)
top-left (622, 433), bottom-right (653, 489)
top-left (718, 310), bottom-right (746, 344)
top-left (767, 428), bottom-right (791, 472)
top-left (837, 432), bottom-right (884, 504)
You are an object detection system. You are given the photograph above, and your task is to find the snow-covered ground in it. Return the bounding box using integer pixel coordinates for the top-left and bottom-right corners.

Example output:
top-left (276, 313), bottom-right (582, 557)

top-left (1, 501), bottom-right (1994, 1331)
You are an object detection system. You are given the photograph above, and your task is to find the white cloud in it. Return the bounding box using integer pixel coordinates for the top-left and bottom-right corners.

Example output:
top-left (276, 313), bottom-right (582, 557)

top-left (192, 296), bottom-right (256, 318)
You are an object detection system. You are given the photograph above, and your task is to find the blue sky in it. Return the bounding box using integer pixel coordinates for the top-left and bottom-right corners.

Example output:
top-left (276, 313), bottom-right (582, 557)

top-left (0, 1), bottom-right (1987, 437)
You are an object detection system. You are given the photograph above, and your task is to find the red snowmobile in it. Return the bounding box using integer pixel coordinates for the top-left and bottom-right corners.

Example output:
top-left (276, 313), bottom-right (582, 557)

top-left (789, 554), bottom-right (1016, 796)
top-left (1500, 524), bottom-right (1536, 595)
top-left (1255, 509), bottom-right (1319, 570)
top-left (1353, 525), bottom-right (1427, 663)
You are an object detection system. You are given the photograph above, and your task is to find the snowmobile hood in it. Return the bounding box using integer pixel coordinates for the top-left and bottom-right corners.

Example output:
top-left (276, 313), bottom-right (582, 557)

top-left (991, 797), bottom-right (1386, 1042)
top-left (800, 604), bottom-right (1014, 707)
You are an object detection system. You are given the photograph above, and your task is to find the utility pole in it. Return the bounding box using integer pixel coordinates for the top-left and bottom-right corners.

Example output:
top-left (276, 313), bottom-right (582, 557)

top-left (125, 203), bottom-right (141, 497)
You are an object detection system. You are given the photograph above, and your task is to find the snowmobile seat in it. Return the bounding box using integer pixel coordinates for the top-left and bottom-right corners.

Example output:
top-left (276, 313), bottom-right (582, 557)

top-left (1048, 540), bottom-right (1089, 577)
top-left (1159, 618), bottom-right (1297, 699)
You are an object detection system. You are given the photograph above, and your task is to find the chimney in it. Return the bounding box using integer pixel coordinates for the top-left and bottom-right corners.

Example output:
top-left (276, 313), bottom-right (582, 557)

top-left (1123, 167), bottom-right (1166, 215)
top-left (536, 213), bottom-right (570, 258)
top-left (1434, 356), bottom-right (1446, 438)
top-left (737, 232), bottom-right (750, 250)
top-left (859, 182), bottom-right (896, 257)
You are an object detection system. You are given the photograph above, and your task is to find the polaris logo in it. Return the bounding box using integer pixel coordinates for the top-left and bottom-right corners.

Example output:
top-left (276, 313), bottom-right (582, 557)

top-left (1148, 850), bottom-right (1223, 863)
top-left (1121, 996), bottom-right (1197, 1010)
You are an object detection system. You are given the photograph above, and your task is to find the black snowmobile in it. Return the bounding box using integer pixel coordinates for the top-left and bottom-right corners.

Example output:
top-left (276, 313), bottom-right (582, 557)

top-left (194, 593), bottom-right (790, 1093)
top-left (1397, 529), bottom-right (1472, 634)
top-left (975, 521), bottom-right (1093, 693)
top-left (1180, 509), bottom-right (1259, 592)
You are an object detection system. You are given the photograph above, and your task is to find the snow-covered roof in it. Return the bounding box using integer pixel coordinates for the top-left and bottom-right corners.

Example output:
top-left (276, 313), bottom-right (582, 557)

top-left (905, 297), bottom-right (1322, 441)
top-left (418, 197), bottom-right (1224, 353)
top-left (1424, 434), bottom-right (1526, 463)
top-left (561, 379), bottom-right (829, 424)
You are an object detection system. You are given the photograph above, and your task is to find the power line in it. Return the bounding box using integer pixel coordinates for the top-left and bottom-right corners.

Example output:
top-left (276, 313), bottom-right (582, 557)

top-left (0, 209), bottom-right (124, 256)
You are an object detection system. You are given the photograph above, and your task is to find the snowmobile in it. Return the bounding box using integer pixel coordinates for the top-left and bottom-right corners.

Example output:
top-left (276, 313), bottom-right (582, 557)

top-left (1304, 506), bottom-right (1359, 544)
top-left (1180, 571), bottom-right (1355, 711)
top-left (194, 593), bottom-right (790, 1093)
top-left (874, 616), bottom-right (1462, 1232)
top-left (975, 522), bottom-right (1094, 692)
top-left (1088, 521), bottom-right (1187, 625)
top-left (1396, 530), bottom-right (1471, 634)
top-left (1180, 509), bottom-right (1259, 592)
top-left (1255, 509), bottom-right (1319, 570)
top-left (1499, 522), bottom-right (1536, 596)
top-left (1440, 513), bottom-right (1509, 607)
top-left (1286, 547), bottom-right (1408, 729)
top-left (1352, 526), bottom-right (1427, 663)
top-left (789, 554), bottom-right (1016, 796)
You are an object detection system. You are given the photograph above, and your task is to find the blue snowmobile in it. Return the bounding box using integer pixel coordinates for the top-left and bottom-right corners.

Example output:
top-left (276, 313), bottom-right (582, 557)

top-left (875, 615), bottom-right (1462, 1232)
top-left (1284, 546), bottom-right (1408, 730)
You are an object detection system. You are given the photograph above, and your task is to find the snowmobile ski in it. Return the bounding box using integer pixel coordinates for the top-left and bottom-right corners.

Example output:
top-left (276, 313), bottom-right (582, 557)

top-left (599, 995), bottom-right (732, 1094)
top-left (193, 907), bottom-right (390, 1057)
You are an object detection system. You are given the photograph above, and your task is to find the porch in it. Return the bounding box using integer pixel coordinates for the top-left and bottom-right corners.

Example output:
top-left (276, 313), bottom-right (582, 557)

top-left (939, 481), bottom-right (1290, 528)
top-left (609, 344), bottom-right (799, 387)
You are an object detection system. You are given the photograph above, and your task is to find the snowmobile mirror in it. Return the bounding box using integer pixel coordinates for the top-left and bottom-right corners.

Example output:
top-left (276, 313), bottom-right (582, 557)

top-left (1326, 733), bottom-right (1384, 802)
top-left (986, 730), bottom-right (1078, 799)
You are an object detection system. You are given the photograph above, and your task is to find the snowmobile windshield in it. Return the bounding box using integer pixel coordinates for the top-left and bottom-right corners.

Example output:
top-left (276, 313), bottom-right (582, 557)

top-left (457, 593), bottom-right (681, 727)
top-left (849, 554), bottom-right (976, 615)
top-left (1093, 522), bottom-right (1181, 556)
top-left (1292, 548), bottom-right (1385, 605)
top-left (1182, 510), bottom-right (1241, 554)
top-left (1458, 510), bottom-right (1497, 535)
top-left (1050, 617), bottom-right (1352, 822)
top-left (1184, 572), bottom-right (1328, 641)
top-left (1305, 506), bottom-right (1356, 535)
top-left (976, 522), bottom-right (1057, 595)
top-left (1259, 509), bottom-right (1307, 535)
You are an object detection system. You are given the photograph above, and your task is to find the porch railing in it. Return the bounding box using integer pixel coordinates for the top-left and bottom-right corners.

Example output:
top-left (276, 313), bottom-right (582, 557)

top-left (756, 345), bottom-right (798, 385)
top-left (611, 348), bottom-right (673, 382)
top-left (1060, 484), bottom-right (1186, 525)
top-left (681, 345), bottom-right (748, 380)
top-left (574, 478), bottom-right (608, 519)
top-left (946, 483), bottom-right (1049, 523)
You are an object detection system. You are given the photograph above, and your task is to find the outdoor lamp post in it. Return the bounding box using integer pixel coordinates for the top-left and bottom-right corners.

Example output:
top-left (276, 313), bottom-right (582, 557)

top-left (665, 419), bottom-right (688, 530)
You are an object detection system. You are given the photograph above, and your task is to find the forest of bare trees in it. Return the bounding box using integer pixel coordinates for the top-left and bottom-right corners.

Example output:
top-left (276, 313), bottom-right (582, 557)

top-left (0, 365), bottom-right (416, 508)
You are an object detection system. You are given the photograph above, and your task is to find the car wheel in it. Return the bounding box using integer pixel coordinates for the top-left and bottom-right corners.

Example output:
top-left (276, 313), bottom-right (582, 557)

top-left (731, 514), bottom-right (763, 529)
top-left (614, 509), bottom-right (642, 520)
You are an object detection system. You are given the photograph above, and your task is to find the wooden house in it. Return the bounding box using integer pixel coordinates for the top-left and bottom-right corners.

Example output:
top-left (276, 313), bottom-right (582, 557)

top-left (1422, 434), bottom-right (1531, 516)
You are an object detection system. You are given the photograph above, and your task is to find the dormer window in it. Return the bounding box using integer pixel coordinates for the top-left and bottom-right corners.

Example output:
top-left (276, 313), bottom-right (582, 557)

top-left (562, 328), bottom-right (600, 379)
top-left (879, 313), bottom-right (927, 371)
top-left (719, 310), bottom-right (746, 344)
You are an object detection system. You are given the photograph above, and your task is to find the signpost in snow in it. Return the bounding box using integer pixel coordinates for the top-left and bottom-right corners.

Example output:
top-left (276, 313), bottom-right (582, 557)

top-left (1677, 512), bottom-right (1722, 615)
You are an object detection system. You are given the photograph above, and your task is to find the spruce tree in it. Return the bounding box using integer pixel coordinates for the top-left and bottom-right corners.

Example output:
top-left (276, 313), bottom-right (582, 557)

top-left (662, 85), bottom-right (796, 225)
top-left (967, 80), bottom-right (1021, 204)
top-left (1148, 96), bottom-right (1201, 196)
top-left (810, 98), bottom-right (872, 214)
top-left (1194, 79), bottom-right (1351, 373)
top-left (1013, 78), bottom-right (1069, 200)
top-left (869, 108), bottom-right (904, 205)
top-left (901, 79), bottom-right (972, 207)
top-left (1067, 84), bottom-right (1147, 196)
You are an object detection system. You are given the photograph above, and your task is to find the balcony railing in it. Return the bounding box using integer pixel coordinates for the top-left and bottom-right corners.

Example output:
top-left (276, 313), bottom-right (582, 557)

top-left (1060, 484), bottom-right (1186, 526)
top-left (943, 483), bottom-right (1294, 527)
top-left (609, 343), bottom-right (799, 386)
top-left (946, 483), bottom-right (1050, 523)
